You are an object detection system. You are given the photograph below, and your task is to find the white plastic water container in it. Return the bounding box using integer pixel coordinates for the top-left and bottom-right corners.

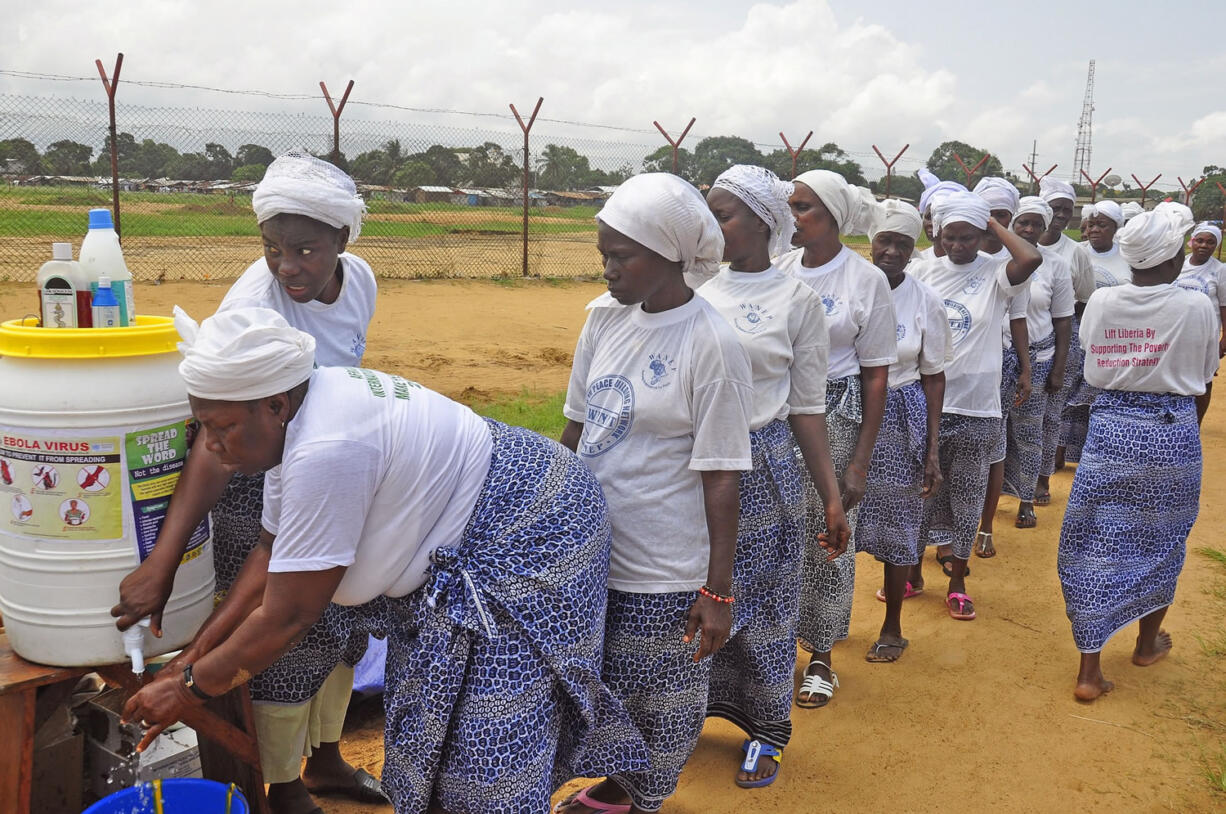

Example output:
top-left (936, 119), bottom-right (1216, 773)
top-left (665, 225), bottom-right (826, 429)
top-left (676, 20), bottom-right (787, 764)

top-left (0, 316), bottom-right (214, 666)
top-left (79, 208), bottom-right (136, 327)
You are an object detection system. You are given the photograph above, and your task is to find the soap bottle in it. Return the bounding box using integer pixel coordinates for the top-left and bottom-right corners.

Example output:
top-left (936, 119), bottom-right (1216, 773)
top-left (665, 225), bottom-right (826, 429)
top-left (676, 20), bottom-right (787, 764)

top-left (37, 242), bottom-right (91, 328)
top-left (91, 275), bottom-right (121, 328)
top-left (79, 208), bottom-right (135, 326)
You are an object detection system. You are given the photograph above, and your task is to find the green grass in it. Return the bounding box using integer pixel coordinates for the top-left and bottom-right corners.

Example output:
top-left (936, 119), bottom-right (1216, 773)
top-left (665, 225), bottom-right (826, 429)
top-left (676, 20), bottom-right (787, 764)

top-left (1205, 745), bottom-right (1226, 793)
top-left (461, 389), bottom-right (567, 437)
top-left (1198, 547), bottom-right (1226, 569)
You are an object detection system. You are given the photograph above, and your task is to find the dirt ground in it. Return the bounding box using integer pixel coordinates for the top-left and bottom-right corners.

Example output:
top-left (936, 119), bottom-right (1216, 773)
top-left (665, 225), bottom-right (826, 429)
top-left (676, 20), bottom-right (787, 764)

top-left (7, 277), bottom-right (1222, 813)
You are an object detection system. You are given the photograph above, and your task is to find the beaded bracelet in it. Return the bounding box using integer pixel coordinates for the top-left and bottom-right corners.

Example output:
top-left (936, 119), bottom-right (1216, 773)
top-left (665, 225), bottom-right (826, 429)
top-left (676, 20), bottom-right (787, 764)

top-left (699, 585), bottom-right (735, 604)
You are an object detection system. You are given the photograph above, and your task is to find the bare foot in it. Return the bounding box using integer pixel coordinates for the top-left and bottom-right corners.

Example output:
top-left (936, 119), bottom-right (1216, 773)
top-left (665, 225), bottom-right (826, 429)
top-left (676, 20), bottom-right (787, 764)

top-left (1074, 676), bottom-right (1115, 702)
top-left (1133, 629), bottom-right (1173, 666)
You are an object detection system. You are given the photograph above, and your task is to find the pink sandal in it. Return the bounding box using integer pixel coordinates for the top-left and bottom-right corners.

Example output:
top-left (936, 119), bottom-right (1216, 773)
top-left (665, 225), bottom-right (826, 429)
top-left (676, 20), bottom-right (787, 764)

top-left (946, 592), bottom-right (976, 620)
top-left (875, 582), bottom-right (923, 602)
top-left (553, 786), bottom-right (631, 814)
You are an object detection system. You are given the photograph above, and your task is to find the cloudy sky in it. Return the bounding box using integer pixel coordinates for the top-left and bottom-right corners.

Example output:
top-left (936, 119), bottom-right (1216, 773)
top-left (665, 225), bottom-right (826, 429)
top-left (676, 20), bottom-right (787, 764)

top-left (4, 0), bottom-right (1222, 191)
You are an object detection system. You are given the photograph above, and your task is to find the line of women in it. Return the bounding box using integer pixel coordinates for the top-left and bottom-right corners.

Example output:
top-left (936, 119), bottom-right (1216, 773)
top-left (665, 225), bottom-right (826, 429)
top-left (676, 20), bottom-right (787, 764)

top-left (117, 156), bottom-right (1219, 814)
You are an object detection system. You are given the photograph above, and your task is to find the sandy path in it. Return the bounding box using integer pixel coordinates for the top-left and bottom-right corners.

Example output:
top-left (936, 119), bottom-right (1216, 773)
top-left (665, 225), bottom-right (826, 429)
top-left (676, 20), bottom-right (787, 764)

top-left (5, 277), bottom-right (1220, 812)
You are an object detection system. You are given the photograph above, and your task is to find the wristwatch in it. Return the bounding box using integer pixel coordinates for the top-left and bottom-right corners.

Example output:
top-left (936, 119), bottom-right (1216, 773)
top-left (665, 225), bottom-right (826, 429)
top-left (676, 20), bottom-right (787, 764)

top-left (183, 664), bottom-right (214, 701)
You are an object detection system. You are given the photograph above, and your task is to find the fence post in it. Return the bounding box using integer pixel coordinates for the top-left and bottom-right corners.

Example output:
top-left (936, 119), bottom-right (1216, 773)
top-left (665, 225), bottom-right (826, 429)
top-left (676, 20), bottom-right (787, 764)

top-left (1021, 163), bottom-right (1058, 195)
top-left (319, 80), bottom-right (354, 164)
top-left (510, 98), bottom-right (543, 278)
top-left (872, 143), bottom-right (910, 199)
top-left (94, 53), bottom-right (124, 241)
top-left (780, 131), bottom-right (813, 179)
top-left (952, 152), bottom-right (989, 187)
top-left (1130, 173), bottom-right (1162, 206)
top-left (1079, 167), bottom-right (1112, 203)
top-left (653, 118), bottom-right (696, 176)
top-left (1178, 175), bottom-right (1205, 206)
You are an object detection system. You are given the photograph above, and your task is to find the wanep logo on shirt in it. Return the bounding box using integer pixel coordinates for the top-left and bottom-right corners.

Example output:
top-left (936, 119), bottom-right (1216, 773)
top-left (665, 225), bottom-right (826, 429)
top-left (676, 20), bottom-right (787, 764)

top-left (820, 295), bottom-right (842, 317)
top-left (734, 303), bottom-right (773, 335)
top-left (896, 323), bottom-right (907, 341)
top-left (944, 299), bottom-right (973, 346)
top-left (641, 353), bottom-right (677, 389)
top-left (961, 274), bottom-right (987, 295)
top-left (1093, 265), bottom-right (1120, 289)
top-left (581, 375), bottom-right (635, 457)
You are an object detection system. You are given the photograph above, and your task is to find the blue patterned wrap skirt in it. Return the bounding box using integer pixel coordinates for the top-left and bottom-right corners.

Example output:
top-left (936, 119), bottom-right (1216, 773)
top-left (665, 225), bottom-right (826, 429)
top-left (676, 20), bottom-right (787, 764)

top-left (211, 473), bottom-right (368, 704)
top-left (1060, 314), bottom-right (1096, 464)
top-left (855, 381), bottom-right (928, 567)
top-left (708, 418), bottom-right (807, 749)
top-left (918, 413), bottom-right (998, 561)
top-left (1004, 333), bottom-right (1056, 502)
top-left (1040, 329), bottom-right (1072, 478)
top-left (990, 345), bottom-right (1022, 464)
top-left (1057, 392), bottom-right (1201, 653)
top-left (355, 420), bottom-right (648, 814)
top-left (797, 375), bottom-right (861, 653)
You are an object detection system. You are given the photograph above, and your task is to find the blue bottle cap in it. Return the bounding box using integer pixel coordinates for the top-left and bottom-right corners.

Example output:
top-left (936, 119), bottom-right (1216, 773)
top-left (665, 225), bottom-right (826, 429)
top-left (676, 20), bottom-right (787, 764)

top-left (88, 208), bottom-right (114, 229)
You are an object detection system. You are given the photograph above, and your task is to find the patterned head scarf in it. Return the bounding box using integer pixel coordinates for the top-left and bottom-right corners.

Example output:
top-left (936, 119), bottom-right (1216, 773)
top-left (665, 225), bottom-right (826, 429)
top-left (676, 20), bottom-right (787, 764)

top-left (711, 165), bottom-right (796, 257)
top-left (252, 151), bottom-right (366, 241)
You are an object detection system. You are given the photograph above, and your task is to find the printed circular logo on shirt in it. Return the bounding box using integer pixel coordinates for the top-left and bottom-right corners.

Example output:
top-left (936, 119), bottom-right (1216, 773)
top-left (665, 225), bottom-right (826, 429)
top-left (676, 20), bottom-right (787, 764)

top-left (734, 303), bottom-right (774, 335)
top-left (896, 323), bottom-right (907, 341)
top-left (944, 299), bottom-right (973, 346)
top-left (820, 295), bottom-right (843, 317)
top-left (641, 353), bottom-right (677, 389)
top-left (580, 374), bottom-right (635, 457)
top-left (1176, 279), bottom-right (1209, 297)
top-left (961, 274), bottom-right (987, 295)
top-left (1093, 264), bottom-right (1119, 289)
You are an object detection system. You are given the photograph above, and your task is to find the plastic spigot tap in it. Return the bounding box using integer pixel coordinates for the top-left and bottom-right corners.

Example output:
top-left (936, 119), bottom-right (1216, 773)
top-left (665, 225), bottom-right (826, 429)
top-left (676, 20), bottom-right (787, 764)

top-left (122, 618), bottom-right (151, 674)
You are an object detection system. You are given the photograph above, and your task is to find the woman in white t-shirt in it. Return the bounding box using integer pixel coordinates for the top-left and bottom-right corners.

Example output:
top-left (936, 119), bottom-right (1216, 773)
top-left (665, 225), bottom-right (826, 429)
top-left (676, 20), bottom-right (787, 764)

top-left (122, 307), bottom-right (648, 814)
top-left (911, 191), bottom-right (1041, 621)
top-left (556, 173), bottom-right (755, 814)
top-left (697, 165), bottom-right (849, 788)
top-left (908, 169), bottom-right (967, 272)
top-left (1001, 197), bottom-right (1075, 531)
top-left (1178, 222), bottom-right (1226, 352)
top-left (1035, 178), bottom-right (1095, 504)
top-left (856, 200), bottom-right (949, 662)
top-left (775, 169), bottom-right (898, 707)
top-left (1061, 200), bottom-right (1131, 465)
top-left (1058, 203), bottom-right (1218, 701)
top-left (113, 152), bottom-right (384, 813)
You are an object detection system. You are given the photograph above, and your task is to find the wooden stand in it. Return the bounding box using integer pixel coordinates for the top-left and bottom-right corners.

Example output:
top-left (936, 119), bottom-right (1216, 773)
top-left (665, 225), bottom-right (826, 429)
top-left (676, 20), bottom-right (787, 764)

top-left (0, 633), bottom-right (270, 814)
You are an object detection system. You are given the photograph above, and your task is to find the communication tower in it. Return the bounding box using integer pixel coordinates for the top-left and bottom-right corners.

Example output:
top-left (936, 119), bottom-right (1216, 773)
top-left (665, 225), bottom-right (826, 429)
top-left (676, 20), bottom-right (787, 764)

top-left (1073, 60), bottom-right (1095, 179)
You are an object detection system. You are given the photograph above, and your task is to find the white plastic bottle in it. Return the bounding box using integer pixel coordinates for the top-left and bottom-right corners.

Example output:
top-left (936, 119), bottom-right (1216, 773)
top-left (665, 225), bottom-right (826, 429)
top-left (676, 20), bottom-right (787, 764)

top-left (79, 208), bottom-right (135, 326)
top-left (37, 242), bottom-right (92, 328)
top-left (92, 275), bottom-right (122, 328)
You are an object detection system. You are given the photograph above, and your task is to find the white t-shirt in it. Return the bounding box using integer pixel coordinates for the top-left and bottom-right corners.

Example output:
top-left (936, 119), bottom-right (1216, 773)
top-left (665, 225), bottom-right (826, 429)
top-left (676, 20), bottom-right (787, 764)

top-left (1024, 246), bottom-right (1077, 360)
top-left (697, 266), bottom-right (829, 429)
top-left (1046, 234), bottom-right (1096, 303)
top-left (889, 274), bottom-right (952, 390)
top-left (221, 253), bottom-right (378, 367)
top-left (912, 255), bottom-right (1029, 417)
top-left (909, 245), bottom-right (938, 270)
top-left (1080, 284), bottom-right (1219, 396)
top-left (1177, 256), bottom-right (1224, 314)
top-left (1083, 242), bottom-right (1131, 291)
top-left (563, 295), bottom-right (754, 592)
top-left (263, 368), bottom-right (494, 605)
top-left (776, 245), bottom-right (898, 378)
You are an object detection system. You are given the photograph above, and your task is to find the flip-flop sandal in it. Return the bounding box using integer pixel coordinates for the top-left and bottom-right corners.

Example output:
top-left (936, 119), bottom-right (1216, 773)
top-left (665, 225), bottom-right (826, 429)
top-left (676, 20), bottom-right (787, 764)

top-left (735, 739), bottom-right (782, 788)
top-left (937, 553), bottom-right (969, 577)
top-left (946, 591), bottom-right (977, 621)
top-left (1035, 490), bottom-right (1052, 506)
top-left (875, 582), bottom-right (923, 602)
top-left (974, 531), bottom-right (996, 558)
top-left (796, 661), bottom-right (838, 708)
top-left (1015, 510), bottom-right (1037, 529)
top-left (305, 767), bottom-right (388, 804)
top-left (865, 637), bottom-right (909, 663)
top-left (552, 785), bottom-right (632, 814)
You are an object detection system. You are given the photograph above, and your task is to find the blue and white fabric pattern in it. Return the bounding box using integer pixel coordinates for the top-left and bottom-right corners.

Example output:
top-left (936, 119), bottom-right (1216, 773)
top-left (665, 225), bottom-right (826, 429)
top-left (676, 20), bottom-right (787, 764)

top-left (605, 590), bottom-right (710, 812)
top-left (356, 420), bottom-right (648, 814)
top-left (1058, 392), bottom-right (1201, 652)
top-left (797, 375), bottom-right (861, 653)
top-left (211, 472), bottom-right (367, 704)
top-left (1060, 315), bottom-right (1096, 464)
top-left (708, 419), bottom-right (806, 749)
top-left (918, 413), bottom-right (998, 561)
top-left (854, 381), bottom-right (928, 566)
top-left (1004, 333), bottom-right (1055, 502)
top-left (990, 344), bottom-right (1021, 464)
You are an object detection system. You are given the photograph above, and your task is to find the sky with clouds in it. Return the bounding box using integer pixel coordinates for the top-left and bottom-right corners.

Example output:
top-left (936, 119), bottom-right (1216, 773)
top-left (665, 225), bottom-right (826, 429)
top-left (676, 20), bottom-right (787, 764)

top-left (3, 0), bottom-right (1223, 191)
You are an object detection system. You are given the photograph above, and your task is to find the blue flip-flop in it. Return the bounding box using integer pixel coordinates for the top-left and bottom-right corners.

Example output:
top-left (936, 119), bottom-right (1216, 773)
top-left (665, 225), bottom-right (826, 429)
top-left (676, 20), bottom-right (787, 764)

top-left (736, 739), bottom-right (781, 789)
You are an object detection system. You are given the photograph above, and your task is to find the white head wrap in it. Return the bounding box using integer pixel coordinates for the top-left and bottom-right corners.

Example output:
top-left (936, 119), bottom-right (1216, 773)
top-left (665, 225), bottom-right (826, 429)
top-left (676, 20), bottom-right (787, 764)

top-left (932, 190), bottom-right (991, 233)
top-left (596, 173), bottom-right (724, 286)
top-left (1116, 201), bottom-right (1194, 270)
top-left (917, 168), bottom-right (968, 215)
top-left (1192, 221), bottom-right (1222, 246)
top-left (973, 177), bottom-right (1021, 216)
top-left (1081, 200), bottom-right (1125, 228)
top-left (252, 151), bottom-right (366, 241)
top-left (1121, 201), bottom-right (1145, 221)
top-left (1014, 196), bottom-right (1054, 231)
top-left (1039, 176), bottom-right (1076, 204)
top-left (711, 165), bottom-right (796, 257)
top-left (792, 169), bottom-right (876, 235)
top-left (868, 199), bottom-right (922, 241)
top-left (175, 305), bottom-right (316, 402)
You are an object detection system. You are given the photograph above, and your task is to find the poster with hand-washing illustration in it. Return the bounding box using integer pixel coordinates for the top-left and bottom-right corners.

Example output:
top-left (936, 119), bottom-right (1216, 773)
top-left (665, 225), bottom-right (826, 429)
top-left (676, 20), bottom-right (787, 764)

top-left (0, 431), bottom-right (123, 539)
top-left (125, 420), bottom-right (209, 562)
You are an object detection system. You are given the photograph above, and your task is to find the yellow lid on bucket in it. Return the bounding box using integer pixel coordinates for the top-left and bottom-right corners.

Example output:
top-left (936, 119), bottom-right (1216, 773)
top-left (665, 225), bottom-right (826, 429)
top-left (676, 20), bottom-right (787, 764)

top-left (0, 316), bottom-right (181, 359)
